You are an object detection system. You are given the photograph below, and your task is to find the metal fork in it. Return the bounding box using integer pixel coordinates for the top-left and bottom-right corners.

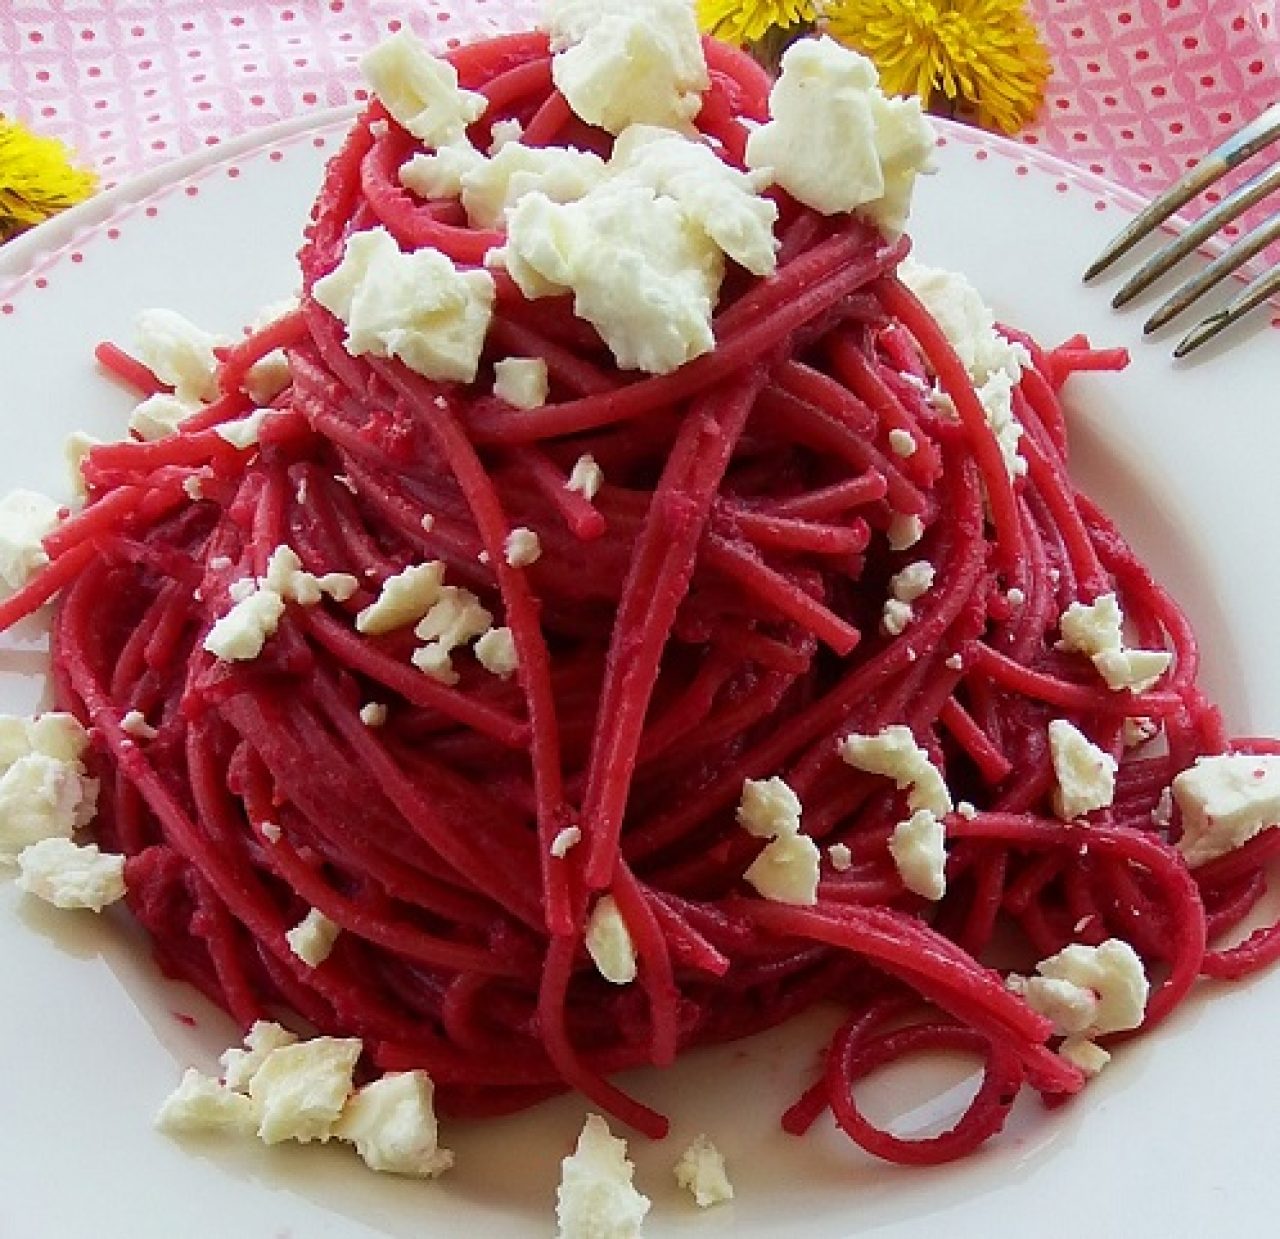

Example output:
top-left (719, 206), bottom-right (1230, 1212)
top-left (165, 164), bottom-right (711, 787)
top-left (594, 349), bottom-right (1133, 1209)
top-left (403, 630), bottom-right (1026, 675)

top-left (1084, 101), bottom-right (1280, 357)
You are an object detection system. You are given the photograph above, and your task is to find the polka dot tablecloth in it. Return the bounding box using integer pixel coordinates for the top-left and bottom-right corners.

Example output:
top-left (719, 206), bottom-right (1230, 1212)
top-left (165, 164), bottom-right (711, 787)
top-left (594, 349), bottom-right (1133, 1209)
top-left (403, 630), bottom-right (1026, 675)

top-left (1, 0), bottom-right (1277, 218)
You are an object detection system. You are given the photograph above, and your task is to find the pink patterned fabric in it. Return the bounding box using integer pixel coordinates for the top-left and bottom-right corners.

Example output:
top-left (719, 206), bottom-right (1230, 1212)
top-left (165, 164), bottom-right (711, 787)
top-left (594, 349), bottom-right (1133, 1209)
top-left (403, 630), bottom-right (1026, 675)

top-left (1, 0), bottom-right (1277, 206)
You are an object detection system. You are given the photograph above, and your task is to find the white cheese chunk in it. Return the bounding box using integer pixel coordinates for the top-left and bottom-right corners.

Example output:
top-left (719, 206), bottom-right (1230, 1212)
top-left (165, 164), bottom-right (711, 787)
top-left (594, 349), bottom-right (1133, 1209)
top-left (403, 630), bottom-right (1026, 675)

top-left (359, 31), bottom-right (486, 147)
top-left (411, 641), bottom-right (460, 686)
top-left (414, 586), bottom-right (493, 650)
top-left (886, 512), bottom-right (924, 551)
top-left (120, 709), bottom-right (158, 740)
top-left (566, 454), bottom-right (604, 501)
top-left (312, 227), bottom-right (496, 384)
top-left (65, 431), bottom-right (98, 500)
top-left (248, 1037), bottom-right (362, 1144)
top-left (585, 894), bottom-right (638, 985)
top-left (504, 526), bottom-right (542, 567)
top-left (155, 1068), bottom-right (258, 1135)
top-left (546, 0), bottom-right (708, 135)
top-left (673, 1133), bottom-right (734, 1207)
top-left (214, 408), bottom-right (272, 450)
top-left (356, 562), bottom-right (446, 635)
top-left (128, 392), bottom-right (200, 442)
top-left (736, 776), bottom-right (802, 839)
top-left (15, 838), bottom-right (126, 911)
top-left (1172, 754), bottom-right (1280, 868)
top-left (556, 1113), bottom-right (651, 1239)
top-left (1048, 719), bottom-right (1117, 820)
top-left (245, 349), bottom-right (292, 404)
top-left (1058, 592), bottom-right (1171, 694)
top-left (286, 908), bottom-right (341, 968)
top-left (0, 489), bottom-right (60, 591)
top-left (828, 842), bottom-right (853, 871)
top-left (881, 598), bottom-right (913, 636)
top-left (2, 713), bottom-right (90, 766)
top-left (891, 561), bottom-right (934, 603)
top-left (475, 626), bottom-right (519, 679)
top-left (839, 725), bottom-right (953, 817)
top-left (220, 1020), bottom-right (299, 1092)
top-left (493, 357), bottom-right (550, 410)
top-left (551, 825), bottom-right (582, 858)
top-left (399, 142), bottom-right (488, 201)
top-left (1015, 939), bottom-right (1149, 1037)
top-left (264, 544), bottom-right (357, 606)
top-left (1059, 1036), bottom-right (1111, 1077)
top-left (745, 37), bottom-right (934, 232)
top-left (1091, 647), bottom-right (1172, 695)
top-left (488, 118), bottom-right (524, 152)
top-left (360, 702), bottom-right (388, 728)
top-left (461, 142), bottom-right (607, 228)
top-left (888, 808), bottom-right (946, 900)
top-left (134, 308), bottom-right (226, 404)
top-left (0, 753), bottom-right (89, 857)
top-left (335, 1071), bottom-right (454, 1178)
top-left (203, 585), bottom-right (286, 662)
top-left (888, 429), bottom-right (917, 457)
top-left (744, 831), bottom-right (821, 905)
top-left (974, 369), bottom-right (1027, 479)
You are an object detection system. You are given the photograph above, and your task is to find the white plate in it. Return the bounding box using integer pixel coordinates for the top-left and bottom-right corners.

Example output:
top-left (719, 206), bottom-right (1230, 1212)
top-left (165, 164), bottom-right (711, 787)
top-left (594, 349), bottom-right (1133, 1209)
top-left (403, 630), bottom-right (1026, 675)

top-left (1, 112), bottom-right (1278, 1239)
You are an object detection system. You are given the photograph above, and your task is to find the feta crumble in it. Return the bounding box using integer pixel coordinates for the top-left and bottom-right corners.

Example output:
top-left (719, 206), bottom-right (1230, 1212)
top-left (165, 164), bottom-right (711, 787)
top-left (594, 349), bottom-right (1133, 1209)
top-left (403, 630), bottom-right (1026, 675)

top-left (203, 584), bottom-right (286, 662)
top-left (504, 527), bottom-right (542, 567)
top-left (493, 356), bottom-right (550, 410)
top-left (475, 626), bottom-right (519, 678)
top-left (15, 838), bottom-right (126, 911)
top-left (220, 1021), bottom-right (299, 1092)
top-left (839, 725), bottom-right (953, 817)
top-left (1048, 719), bottom-right (1117, 820)
top-left (286, 908), bottom-right (341, 968)
top-left (828, 842), bottom-right (853, 871)
top-left (335, 1071), bottom-right (454, 1178)
top-left (566, 454), bottom-right (604, 501)
top-left (551, 825), bottom-right (582, 858)
top-left (312, 227), bottom-right (496, 384)
top-left (745, 38), bottom-right (934, 233)
top-left (128, 392), bottom-right (199, 442)
top-left (360, 702), bottom-right (389, 728)
top-left (585, 894), bottom-right (638, 985)
top-left (65, 431), bottom-right (98, 499)
top-left (736, 776), bottom-right (802, 839)
top-left (1172, 753), bottom-right (1280, 868)
top-left (249, 1037), bottom-right (362, 1144)
top-left (888, 428), bottom-right (917, 457)
top-left (888, 808), bottom-right (947, 900)
top-left (356, 562), bottom-right (446, 634)
top-left (1058, 592), bottom-right (1171, 693)
top-left (0, 489), bottom-right (60, 591)
top-left (155, 1069), bottom-right (258, 1136)
top-left (359, 30), bottom-right (486, 147)
top-left (134, 308), bottom-right (226, 404)
top-left (744, 831), bottom-right (821, 905)
top-left (214, 408), bottom-right (272, 450)
top-left (673, 1133), bottom-right (734, 1207)
top-left (556, 1113), bottom-right (651, 1239)
top-left (886, 512), bottom-right (924, 551)
top-left (1011, 939), bottom-right (1149, 1038)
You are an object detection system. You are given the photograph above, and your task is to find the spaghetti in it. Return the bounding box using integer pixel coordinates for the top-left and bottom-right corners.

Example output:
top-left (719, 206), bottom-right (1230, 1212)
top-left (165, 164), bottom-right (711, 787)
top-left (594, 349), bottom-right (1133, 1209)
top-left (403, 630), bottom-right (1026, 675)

top-left (5, 28), bottom-right (1276, 1167)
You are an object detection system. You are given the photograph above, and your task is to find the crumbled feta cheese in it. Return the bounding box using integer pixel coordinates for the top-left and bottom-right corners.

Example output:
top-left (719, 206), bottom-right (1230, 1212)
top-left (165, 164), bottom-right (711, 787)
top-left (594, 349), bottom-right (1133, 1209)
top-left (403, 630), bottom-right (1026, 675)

top-left (15, 838), bottom-right (126, 911)
top-left (460, 142), bottom-right (607, 228)
top-left (263, 544), bottom-right (358, 606)
top-left (744, 831), bottom-right (821, 905)
top-left (888, 428), bottom-right (917, 457)
top-left (745, 37), bottom-right (934, 232)
top-left (0, 753), bottom-right (90, 857)
top-left (415, 586), bottom-right (493, 650)
top-left (335, 1071), bottom-right (454, 1178)
top-left (891, 561), bottom-right (934, 603)
top-left (828, 842), bottom-right (853, 871)
top-left (214, 408), bottom-right (271, 450)
top-left (888, 808), bottom-right (947, 900)
top-left (155, 1069), bottom-right (258, 1135)
top-left (881, 598), bottom-right (913, 636)
top-left (411, 642), bottom-right (460, 686)
top-left (551, 825), bottom-right (582, 858)
top-left (896, 260), bottom-right (1030, 385)
top-left (128, 392), bottom-right (199, 442)
top-left (359, 31), bottom-right (486, 146)
top-left (475, 626), bottom-right (519, 678)
top-left (736, 776), bottom-right (802, 839)
top-left (312, 227), bottom-right (496, 384)
top-left (183, 475), bottom-right (204, 501)
top-left (1017, 939), bottom-right (1149, 1037)
top-left (121, 710), bottom-right (158, 740)
top-left (546, 0), bottom-right (708, 135)
top-left (886, 512), bottom-right (924, 551)
top-left (1059, 1037), bottom-right (1111, 1076)
top-left (945, 653), bottom-right (964, 671)
top-left (360, 702), bottom-right (388, 728)
top-left (220, 1020), bottom-right (299, 1092)
top-left (209, 555), bottom-right (233, 572)
top-left (0, 489), bottom-right (60, 591)
top-left (286, 908), bottom-right (341, 968)
top-left (245, 350), bottom-right (292, 404)
top-left (1006, 586), bottom-right (1026, 606)
top-left (488, 118), bottom-right (524, 152)
top-left (673, 1133), bottom-right (734, 1207)
top-left (1091, 648), bottom-right (1172, 695)
top-left (839, 725), bottom-right (953, 817)
top-left (493, 357), bottom-right (550, 410)
top-left (248, 1037), bottom-right (362, 1144)
top-left (356, 562), bottom-right (446, 634)
top-left (504, 527), bottom-right (542, 567)
top-left (974, 369), bottom-right (1027, 478)
top-left (609, 125), bottom-right (778, 277)
top-left (957, 800), bottom-right (978, 820)
top-left (586, 894), bottom-right (638, 985)
top-left (1122, 716), bottom-right (1158, 749)
top-left (557, 1113), bottom-right (651, 1239)
top-left (64, 431), bottom-right (98, 500)
top-left (1048, 719), bottom-right (1117, 820)
top-left (399, 142), bottom-right (488, 201)
top-left (134, 308), bottom-right (226, 404)
top-left (260, 821), bottom-right (283, 843)
top-left (203, 585), bottom-right (286, 661)
top-left (1172, 754), bottom-right (1280, 867)
top-left (228, 577), bottom-right (257, 604)
top-left (1057, 592), bottom-right (1172, 694)
top-left (566, 454), bottom-right (604, 501)
top-left (420, 513), bottom-right (436, 533)
top-left (0, 713), bottom-right (89, 767)
top-left (501, 184), bottom-right (722, 375)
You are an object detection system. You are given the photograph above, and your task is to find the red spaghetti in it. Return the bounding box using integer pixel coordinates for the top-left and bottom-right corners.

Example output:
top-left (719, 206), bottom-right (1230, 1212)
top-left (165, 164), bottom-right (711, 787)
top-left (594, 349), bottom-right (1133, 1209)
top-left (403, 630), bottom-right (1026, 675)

top-left (7, 29), bottom-right (1276, 1165)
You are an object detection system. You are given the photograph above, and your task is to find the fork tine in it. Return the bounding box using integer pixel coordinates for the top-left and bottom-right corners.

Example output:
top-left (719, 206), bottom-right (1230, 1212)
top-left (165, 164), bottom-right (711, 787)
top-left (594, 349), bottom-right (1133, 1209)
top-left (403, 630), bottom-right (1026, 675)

top-left (1145, 211), bottom-right (1280, 332)
top-left (1111, 163), bottom-right (1280, 308)
top-left (1084, 102), bottom-right (1280, 282)
top-left (1173, 264), bottom-right (1280, 358)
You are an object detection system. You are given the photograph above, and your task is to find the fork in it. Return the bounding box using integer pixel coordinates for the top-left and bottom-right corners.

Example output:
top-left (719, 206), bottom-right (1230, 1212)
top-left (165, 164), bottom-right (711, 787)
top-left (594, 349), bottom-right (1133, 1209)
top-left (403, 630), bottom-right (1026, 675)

top-left (1084, 101), bottom-right (1280, 357)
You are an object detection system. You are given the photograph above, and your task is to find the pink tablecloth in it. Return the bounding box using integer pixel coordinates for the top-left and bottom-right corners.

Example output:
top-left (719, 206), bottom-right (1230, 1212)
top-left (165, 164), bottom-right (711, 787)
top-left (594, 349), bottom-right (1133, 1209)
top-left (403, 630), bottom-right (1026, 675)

top-left (2, 1), bottom-right (1277, 210)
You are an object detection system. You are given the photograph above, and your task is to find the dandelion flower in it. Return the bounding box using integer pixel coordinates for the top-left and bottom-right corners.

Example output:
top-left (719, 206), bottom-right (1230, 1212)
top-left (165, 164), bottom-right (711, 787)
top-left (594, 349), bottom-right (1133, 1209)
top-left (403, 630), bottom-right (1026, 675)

top-left (824, 0), bottom-right (1052, 134)
top-left (0, 117), bottom-right (98, 242)
top-left (697, 0), bottom-right (821, 49)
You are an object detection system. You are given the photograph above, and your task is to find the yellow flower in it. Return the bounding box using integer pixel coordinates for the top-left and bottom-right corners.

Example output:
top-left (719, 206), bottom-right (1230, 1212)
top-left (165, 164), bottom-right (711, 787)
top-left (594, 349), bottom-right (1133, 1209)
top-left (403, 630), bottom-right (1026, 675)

top-left (0, 117), bottom-right (98, 242)
top-left (698, 0), bottom-right (821, 48)
top-left (824, 0), bottom-right (1052, 134)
